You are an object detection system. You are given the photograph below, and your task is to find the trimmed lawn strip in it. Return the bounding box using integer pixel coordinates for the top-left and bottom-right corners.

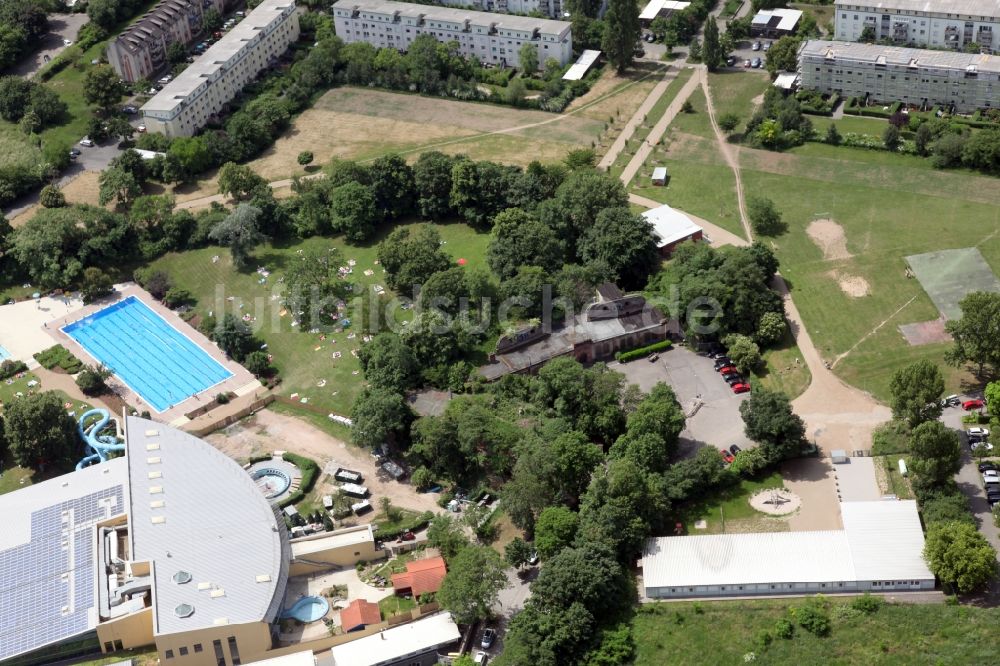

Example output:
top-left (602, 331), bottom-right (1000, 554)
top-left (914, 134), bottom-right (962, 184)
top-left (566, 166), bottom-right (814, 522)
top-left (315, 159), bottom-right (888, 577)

top-left (631, 160), bottom-right (744, 238)
top-left (633, 599), bottom-right (1000, 664)
top-left (673, 470), bottom-right (787, 535)
top-left (754, 328), bottom-right (811, 400)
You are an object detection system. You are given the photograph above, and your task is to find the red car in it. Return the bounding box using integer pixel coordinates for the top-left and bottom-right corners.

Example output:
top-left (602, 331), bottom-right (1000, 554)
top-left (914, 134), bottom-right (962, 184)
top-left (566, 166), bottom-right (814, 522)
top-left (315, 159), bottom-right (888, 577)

top-left (732, 382), bottom-right (750, 394)
top-left (719, 449), bottom-right (735, 464)
top-left (718, 366), bottom-right (737, 375)
top-left (963, 399), bottom-right (985, 411)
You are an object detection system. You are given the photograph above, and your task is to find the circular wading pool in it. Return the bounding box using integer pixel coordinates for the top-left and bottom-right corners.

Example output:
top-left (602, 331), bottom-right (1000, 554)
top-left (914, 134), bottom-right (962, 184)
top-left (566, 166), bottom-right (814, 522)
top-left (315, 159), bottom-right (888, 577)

top-left (252, 468), bottom-right (291, 499)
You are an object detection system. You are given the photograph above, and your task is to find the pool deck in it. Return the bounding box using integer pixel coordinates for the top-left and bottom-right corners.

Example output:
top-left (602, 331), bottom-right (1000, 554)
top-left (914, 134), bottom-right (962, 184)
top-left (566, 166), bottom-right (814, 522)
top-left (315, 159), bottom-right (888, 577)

top-left (0, 293), bottom-right (85, 366)
top-left (47, 285), bottom-right (261, 426)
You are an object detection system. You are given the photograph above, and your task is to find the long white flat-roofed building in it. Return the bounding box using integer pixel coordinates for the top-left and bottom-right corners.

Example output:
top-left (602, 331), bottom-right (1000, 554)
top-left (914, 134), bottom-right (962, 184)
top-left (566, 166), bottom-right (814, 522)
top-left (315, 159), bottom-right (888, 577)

top-left (448, 0), bottom-right (565, 20)
top-left (641, 500), bottom-right (935, 598)
top-left (140, 0), bottom-right (301, 138)
top-left (328, 612), bottom-right (461, 666)
top-left (331, 0), bottom-right (573, 69)
top-left (834, 0), bottom-right (1000, 52)
top-left (799, 39), bottom-right (1000, 112)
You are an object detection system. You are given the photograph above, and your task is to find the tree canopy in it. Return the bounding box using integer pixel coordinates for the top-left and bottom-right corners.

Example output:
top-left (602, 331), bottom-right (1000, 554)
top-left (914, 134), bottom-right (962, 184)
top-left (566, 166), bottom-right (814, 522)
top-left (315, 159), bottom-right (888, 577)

top-left (923, 521), bottom-right (997, 593)
top-left (437, 545), bottom-right (509, 624)
top-left (5, 391), bottom-right (79, 470)
top-left (208, 203), bottom-right (266, 269)
top-left (945, 291), bottom-right (1000, 376)
top-left (889, 359), bottom-right (945, 428)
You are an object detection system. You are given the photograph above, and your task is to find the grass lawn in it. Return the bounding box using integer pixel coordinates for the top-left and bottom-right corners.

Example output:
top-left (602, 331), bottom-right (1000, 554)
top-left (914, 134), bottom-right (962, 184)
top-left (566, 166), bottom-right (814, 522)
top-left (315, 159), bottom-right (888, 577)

top-left (369, 550), bottom-right (418, 580)
top-left (809, 114), bottom-right (892, 138)
top-left (754, 328), bottom-right (811, 400)
top-left (148, 220), bottom-right (490, 417)
top-left (790, 3), bottom-right (835, 35)
top-left (379, 593), bottom-right (417, 618)
top-left (373, 507), bottom-right (425, 535)
top-left (672, 470), bottom-right (788, 534)
top-left (877, 455), bottom-right (914, 499)
top-left (708, 71), bottom-right (770, 131)
top-left (67, 648), bottom-right (159, 666)
top-left (633, 598), bottom-right (1000, 664)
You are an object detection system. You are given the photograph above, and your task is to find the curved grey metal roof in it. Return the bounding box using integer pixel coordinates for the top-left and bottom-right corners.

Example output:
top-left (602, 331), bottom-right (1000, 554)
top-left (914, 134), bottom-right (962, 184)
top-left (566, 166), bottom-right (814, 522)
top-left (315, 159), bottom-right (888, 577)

top-left (125, 416), bottom-right (289, 636)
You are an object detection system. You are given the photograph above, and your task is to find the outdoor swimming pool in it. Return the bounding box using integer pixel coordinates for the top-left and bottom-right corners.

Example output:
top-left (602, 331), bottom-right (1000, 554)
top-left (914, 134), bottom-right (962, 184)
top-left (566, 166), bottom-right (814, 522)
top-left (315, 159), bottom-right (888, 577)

top-left (0, 344), bottom-right (9, 361)
top-left (62, 296), bottom-right (232, 412)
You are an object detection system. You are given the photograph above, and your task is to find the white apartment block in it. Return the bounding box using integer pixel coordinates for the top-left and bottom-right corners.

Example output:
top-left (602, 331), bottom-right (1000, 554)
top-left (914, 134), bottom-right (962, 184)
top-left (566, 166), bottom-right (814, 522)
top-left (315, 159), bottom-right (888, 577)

top-left (140, 0), bottom-right (301, 138)
top-left (451, 0), bottom-right (565, 21)
top-left (799, 40), bottom-right (1000, 112)
top-left (834, 0), bottom-right (1000, 53)
top-left (107, 0), bottom-right (227, 82)
top-left (331, 0), bottom-right (574, 70)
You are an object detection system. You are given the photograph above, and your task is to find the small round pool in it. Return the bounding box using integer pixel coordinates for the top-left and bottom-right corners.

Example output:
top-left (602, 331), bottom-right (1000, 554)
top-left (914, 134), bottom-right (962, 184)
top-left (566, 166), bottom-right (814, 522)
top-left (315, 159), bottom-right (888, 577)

top-left (282, 596), bottom-right (330, 623)
top-left (252, 468), bottom-right (291, 499)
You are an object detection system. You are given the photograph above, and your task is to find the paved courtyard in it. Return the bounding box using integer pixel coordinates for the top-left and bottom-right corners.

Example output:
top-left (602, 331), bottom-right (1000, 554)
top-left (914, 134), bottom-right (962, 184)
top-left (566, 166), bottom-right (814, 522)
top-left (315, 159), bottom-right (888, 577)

top-left (0, 293), bottom-right (83, 364)
top-left (610, 345), bottom-right (752, 456)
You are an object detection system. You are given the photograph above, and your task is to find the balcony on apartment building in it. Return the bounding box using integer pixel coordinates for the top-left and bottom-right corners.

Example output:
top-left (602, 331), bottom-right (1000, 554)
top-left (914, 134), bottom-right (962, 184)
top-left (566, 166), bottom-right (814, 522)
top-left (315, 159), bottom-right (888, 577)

top-left (891, 21), bottom-right (909, 42)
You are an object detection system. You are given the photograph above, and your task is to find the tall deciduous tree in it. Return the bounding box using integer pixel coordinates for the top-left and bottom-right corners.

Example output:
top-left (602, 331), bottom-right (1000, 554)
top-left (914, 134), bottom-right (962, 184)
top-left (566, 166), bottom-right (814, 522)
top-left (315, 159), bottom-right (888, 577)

top-left (518, 42), bottom-right (539, 72)
top-left (438, 545), bottom-right (509, 624)
top-left (945, 291), bottom-right (1000, 376)
top-left (358, 333), bottom-right (418, 393)
top-left (602, 0), bottom-right (641, 73)
top-left (923, 521), bottom-right (998, 593)
top-left (212, 314), bottom-right (255, 361)
top-left (889, 359), bottom-right (945, 428)
top-left (83, 66), bottom-right (125, 113)
top-left (739, 388), bottom-right (806, 465)
top-left (376, 225), bottom-right (451, 292)
top-left (487, 208), bottom-right (564, 280)
top-left (350, 386), bottom-right (412, 449)
top-left (534, 506), bottom-right (579, 559)
top-left (427, 514), bottom-right (470, 559)
top-left (5, 391), bottom-right (79, 470)
top-left (578, 206), bottom-right (660, 291)
top-left (217, 162), bottom-right (269, 201)
top-left (330, 182), bottom-right (379, 242)
top-left (283, 247), bottom-right (349, 329)
top-left (413, 151), bottom-right (458, 219)
top-left (702, 16), bottom-right (724, 71)
top-left (208, 203), bottom-right (265, 269)
top-left (908, 420), bottom-right (961, 490)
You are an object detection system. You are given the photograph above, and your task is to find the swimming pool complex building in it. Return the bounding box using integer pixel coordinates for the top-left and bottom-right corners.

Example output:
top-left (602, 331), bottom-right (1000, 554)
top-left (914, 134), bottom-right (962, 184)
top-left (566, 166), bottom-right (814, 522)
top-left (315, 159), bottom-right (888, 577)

top-left (0, 415), bottom-right (290, 665)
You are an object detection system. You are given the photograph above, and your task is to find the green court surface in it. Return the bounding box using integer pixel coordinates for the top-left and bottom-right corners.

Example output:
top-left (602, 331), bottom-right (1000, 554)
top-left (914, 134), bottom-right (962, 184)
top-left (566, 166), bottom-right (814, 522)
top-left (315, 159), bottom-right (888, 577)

top-left (905, 248), bottom-right (1000, 320)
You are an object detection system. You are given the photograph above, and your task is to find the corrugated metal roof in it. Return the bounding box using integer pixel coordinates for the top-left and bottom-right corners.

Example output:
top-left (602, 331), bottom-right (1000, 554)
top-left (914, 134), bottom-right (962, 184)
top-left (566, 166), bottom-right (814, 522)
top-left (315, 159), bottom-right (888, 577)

top-left (642, 204), bottom-right (703, 247)
top-left (329, 613), bottom-right (460, 666)
top-left (642, 530), bottom-right (856, 588)
top-left (642, 501), bottom-right (934, 590)
top-left (126, 416), bottom-right (288, 636)
top-left (842, 500), bottom-right (934, 581)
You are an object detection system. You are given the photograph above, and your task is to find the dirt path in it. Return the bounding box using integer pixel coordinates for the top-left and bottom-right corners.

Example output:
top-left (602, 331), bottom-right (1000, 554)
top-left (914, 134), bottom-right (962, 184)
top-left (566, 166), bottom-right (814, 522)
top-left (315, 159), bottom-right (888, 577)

top-left (598, 69), bottom-right (678, 170)
top-left (175, 69), bottom-right (669, 212)
top-left (206, 409), bottom-right (442, 515)
top-left (618, 67), bottom-right (703, 185)
top-left (701, 67), bottom-right (752, 238)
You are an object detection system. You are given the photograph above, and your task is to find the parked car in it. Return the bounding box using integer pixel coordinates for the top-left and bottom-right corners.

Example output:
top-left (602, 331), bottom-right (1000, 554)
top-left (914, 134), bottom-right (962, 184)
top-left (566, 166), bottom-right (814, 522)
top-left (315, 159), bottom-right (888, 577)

top-left (713, 357), bottom-right (733, 369)
top-left (979, 461), bottom-right (999, 473)
top-left (763, 41), bottom-right (772, 51)
top-left (729, 444), bottom-right (742, 455)
top-left (726, 55), bottom-right (737, 66)
top-left (751, 58), bottom-right (762, 68)
top-left (481, 628), bottom-right (497, 649)
top-left (964, 398), bottom-right (985, 410)
top-left (69, 148), bottom-right (81, 156)
top-left (648, 353), bottom-right (659, 362)
top-left (720, 449), bottom-right (735, 464)
top-left (743, 59), bottom-right (751, 68)
top-left (137, 124), bottom-right (147, 133)
top-left (732, 382), bottom-right (751, 394)
top-left (752, 41), bottom-right (761, 51)
top-left (527, 551), bottom-right (539, 565)
top-left (968, 427), bottom-right (990, 437)
top-left (122, 105), bottom-right (137, 114)
top-left (62, 39), bottom-right (73, 46)
top-left (79, 137), bottom-right (94, 147)
top-left (718, 365), bottom-right (737, 375)
top-left (644, 33), bottom-right (655, 42)
top-left (983, 470), bottom-right (1000, 484)
top-left (972, 441), bottom-right (994, 452)
top-left (723, 374), bottom-right (743, 385)
top-left (473, 650), bottom-right (488, 665)
top-left (941, 394), bottom-right (961, 407)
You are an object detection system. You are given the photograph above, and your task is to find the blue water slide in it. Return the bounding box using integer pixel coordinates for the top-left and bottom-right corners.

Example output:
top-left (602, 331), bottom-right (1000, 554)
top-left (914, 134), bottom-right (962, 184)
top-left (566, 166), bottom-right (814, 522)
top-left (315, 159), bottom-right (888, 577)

top-left (75, 408), bottom-right (125, 471)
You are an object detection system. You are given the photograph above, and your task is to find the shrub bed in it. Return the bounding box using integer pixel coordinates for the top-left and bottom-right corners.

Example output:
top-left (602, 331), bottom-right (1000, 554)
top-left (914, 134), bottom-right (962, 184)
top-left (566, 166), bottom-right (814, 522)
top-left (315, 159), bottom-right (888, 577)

top-left (615, 340), bottom-right (673, 363)
top-left (374, 510), bottom-right (435, 541)
top-left (278, 452), bottom-right (320, 508)
top-left (0, 359), bottom-right (28, 380)
top-left (34, 345), bottom-right (84, 374)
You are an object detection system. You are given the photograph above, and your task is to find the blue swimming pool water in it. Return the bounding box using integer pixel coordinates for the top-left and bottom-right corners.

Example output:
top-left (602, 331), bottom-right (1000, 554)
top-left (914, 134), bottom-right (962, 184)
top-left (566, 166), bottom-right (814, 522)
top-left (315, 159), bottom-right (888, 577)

top-left (62, 296), bottom-right (232, 412)
top-left (281, 596), bottom-right (329, 623)
top-left (0, 344), bottom-right (10, 361)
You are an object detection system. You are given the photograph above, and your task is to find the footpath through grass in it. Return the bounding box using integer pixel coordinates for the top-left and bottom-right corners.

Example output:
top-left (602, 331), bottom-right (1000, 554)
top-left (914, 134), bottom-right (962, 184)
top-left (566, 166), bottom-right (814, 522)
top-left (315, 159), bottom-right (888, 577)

top-left (634, 598), bottom-right (999, 665)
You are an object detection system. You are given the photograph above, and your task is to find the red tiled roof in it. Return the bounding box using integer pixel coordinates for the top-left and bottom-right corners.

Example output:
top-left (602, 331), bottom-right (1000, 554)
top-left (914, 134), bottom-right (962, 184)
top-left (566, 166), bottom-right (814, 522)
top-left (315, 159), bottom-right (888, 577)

top-left (390, 556), bottom-right (447, 596)
top-left (340, 599), bottom-right (381, 631)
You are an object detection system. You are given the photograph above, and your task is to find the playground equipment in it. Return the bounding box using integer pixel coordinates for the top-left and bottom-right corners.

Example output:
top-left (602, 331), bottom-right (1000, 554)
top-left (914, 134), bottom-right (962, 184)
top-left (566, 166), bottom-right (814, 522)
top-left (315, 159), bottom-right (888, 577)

top-left (76, 408), bottom-right (125, 471)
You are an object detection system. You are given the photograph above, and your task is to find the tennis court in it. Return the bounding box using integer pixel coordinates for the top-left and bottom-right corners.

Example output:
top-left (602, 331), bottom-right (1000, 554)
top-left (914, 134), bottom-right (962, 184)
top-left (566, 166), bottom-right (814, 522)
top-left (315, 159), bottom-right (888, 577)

top-left (905, 248), bottom-right (1000, 321)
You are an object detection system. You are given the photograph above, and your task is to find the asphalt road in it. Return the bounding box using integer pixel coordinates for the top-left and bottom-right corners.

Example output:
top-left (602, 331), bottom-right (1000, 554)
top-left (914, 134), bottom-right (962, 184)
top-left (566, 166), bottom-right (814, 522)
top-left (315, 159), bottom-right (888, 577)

top-left (10, 13), bottom-right (90, 79)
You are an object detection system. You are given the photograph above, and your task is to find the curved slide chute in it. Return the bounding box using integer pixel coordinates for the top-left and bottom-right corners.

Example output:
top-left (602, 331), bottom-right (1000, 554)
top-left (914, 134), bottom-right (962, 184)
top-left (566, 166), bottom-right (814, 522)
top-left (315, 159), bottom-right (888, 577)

top-left (75, 408), bottom-right (125, 471)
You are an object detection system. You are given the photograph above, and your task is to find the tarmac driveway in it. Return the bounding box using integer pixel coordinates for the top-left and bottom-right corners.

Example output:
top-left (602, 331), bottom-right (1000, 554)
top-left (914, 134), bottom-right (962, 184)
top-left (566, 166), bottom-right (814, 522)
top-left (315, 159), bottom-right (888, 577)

top-left (610, 345), bottom-right (752, 457)
top-left (10, 13), bottom-right (89, 78)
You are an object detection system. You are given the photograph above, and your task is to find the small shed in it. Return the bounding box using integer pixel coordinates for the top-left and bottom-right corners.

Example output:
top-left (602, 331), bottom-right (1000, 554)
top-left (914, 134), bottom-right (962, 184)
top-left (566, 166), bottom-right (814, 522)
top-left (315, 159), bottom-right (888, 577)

top-left (831, 449), bottom-right (848, 464)
top-left (651, 166), bottom-right (668, 186)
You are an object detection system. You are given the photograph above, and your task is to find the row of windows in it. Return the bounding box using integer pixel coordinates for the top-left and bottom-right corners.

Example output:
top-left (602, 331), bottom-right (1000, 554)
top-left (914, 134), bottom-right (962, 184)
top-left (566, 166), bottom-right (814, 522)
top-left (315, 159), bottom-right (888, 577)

top-left (164, 637), bottom-right (240, 665)
top-left (663, 580), bottom-right (926, 593)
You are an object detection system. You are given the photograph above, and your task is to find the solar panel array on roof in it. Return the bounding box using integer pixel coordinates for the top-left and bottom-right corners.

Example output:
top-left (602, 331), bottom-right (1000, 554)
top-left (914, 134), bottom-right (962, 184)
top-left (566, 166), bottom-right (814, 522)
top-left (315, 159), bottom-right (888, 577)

top-left (0, 484), bottom-right (126, 661)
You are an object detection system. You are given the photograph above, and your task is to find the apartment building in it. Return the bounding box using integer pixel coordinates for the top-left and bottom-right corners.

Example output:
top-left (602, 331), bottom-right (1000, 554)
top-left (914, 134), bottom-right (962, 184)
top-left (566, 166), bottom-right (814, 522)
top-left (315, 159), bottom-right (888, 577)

top-left (450, 0), bottom-right (565, 20)
top-left (140, 0), bottom-right (300, 138)
top-left (799, 39), bottom-right (1000, 112)
top-left (107, 0), bottom-right (227, 83)
top-left (834, 0), bottom-right (1000, 53)
top-left (331, 0), bottom-right (574, 70)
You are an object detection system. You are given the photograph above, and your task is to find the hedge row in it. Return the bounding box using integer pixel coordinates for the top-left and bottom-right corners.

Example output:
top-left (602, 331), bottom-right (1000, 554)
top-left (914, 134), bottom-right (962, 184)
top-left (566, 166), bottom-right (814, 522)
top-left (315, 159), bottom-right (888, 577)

top-left (373, 510), bottom-right (435, 541)
top-left (277, 452), bottom-right (320, 509)
top-left (615, 340), bottom-right (673, 363)
top-left (0, 359), bottom-right (27, 381)
top-left (247, 454), bottom-right (273, 465)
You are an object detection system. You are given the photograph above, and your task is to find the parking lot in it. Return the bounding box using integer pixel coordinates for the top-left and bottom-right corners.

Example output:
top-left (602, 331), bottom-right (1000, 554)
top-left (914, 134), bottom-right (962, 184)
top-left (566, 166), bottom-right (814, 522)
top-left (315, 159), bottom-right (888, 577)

top-left (610, 345), bottom-right (753, 457)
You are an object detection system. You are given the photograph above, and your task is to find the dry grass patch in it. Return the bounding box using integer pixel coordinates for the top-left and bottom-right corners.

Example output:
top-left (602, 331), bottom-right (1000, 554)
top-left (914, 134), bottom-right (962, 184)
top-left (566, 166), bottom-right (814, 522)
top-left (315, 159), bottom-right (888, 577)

top-left (807, 218), bottom-right (851, 260)
top-left (10, 170), bottom-right (104, 228)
